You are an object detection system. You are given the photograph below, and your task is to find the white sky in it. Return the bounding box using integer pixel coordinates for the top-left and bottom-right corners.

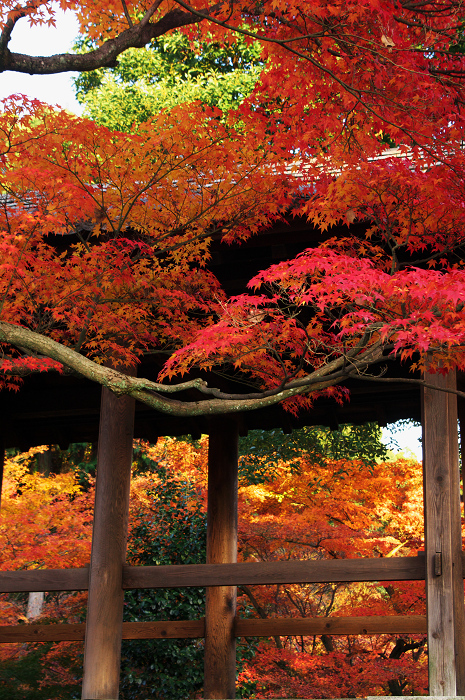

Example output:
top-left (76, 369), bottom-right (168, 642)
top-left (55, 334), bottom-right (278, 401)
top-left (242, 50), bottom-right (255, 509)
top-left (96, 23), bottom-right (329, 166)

top-left (0, 6), bottom-right (82, 114)
top-left (382, 422), bottom-right (422, 461)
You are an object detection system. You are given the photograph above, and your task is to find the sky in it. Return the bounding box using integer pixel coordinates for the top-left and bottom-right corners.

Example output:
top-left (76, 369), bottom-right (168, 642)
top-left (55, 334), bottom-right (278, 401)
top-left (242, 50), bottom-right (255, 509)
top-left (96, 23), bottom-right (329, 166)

top-left (382, 422), bottom-right (422, 461)
top-left (0, 6), bottom-right (83, 114)
top-left (0, 9), bottom-right (425, 460)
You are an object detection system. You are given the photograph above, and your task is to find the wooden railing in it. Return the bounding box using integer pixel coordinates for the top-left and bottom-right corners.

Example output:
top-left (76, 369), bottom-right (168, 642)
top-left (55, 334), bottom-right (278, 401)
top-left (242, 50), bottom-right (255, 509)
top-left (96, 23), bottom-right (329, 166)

top-left (0, 555), bottom-right (432, 644)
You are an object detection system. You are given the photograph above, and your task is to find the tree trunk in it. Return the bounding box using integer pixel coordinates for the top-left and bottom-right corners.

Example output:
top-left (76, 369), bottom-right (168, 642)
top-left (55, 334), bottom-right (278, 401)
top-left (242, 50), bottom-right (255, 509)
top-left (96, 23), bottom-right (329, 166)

top-left (27, 591), bottom-right (45, 620)
top-left (204, 417), bottom-right (238, 699)
top-left (81, 384), bottom-right (135, 700)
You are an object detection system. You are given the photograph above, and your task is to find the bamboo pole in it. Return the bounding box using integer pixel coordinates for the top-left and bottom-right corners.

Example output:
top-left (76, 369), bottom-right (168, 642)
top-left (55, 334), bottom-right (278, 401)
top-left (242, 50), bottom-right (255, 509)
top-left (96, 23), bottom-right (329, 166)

top-left (204, 417), bottom-right (239, 699)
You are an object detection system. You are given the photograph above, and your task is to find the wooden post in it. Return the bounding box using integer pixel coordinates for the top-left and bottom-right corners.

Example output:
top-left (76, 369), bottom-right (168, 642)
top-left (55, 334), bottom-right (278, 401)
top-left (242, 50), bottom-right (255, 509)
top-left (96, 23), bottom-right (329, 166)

top-left (422, 369), bottom-right (465, 695)
top-left (204, 417), bottom-right (239, 699)
top-left (456, 391), bottom-right (465, 695)
top-left (81, 385), bottom-right (135, 700)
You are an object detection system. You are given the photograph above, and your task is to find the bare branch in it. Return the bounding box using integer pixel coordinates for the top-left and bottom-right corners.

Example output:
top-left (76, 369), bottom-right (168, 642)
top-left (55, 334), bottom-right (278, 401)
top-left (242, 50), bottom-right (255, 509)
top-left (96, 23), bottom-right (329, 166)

top-left (120, 0), bottom-right (134, 28)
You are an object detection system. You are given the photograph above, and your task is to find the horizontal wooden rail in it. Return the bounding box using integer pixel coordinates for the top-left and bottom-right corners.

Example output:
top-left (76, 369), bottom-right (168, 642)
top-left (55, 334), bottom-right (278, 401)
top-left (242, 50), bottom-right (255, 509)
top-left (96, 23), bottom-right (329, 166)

top-left (0, 555), bottom-right (433, 594)
top-left (235, 615), bottom-right (427, 636)
top-left (0, 615), bottom-right (426, 643)
top-left (0, 623), bottom-right (86, 642)
top-left (122, 557), bottom-right (426, 588)
top-left (0, 568), bottom-right (89, 592)
top-left (0, 619), bottom-right (205, 643)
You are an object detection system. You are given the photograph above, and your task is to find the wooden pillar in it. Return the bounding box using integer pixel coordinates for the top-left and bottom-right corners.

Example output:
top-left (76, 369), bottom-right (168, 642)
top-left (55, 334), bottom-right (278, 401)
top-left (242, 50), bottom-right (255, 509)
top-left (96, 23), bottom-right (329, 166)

top-left (81, 385), bottom-right (135, 700)
top-left (457, 393), bottom-right (465, 695)
top-left (422, 369), bottom-right (465, 695)
top-left (204, 417), bottom-right (239, 699)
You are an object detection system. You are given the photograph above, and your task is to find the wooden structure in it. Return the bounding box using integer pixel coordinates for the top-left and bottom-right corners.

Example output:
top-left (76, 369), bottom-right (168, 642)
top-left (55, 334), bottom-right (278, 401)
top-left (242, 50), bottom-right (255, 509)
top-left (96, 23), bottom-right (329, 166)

top-left (0, 218), bottom-right (464, 698)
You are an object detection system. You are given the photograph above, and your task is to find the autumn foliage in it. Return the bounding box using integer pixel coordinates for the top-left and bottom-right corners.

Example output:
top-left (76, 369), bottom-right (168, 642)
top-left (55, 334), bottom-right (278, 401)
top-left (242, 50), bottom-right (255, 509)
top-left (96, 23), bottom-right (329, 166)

top-left (0, 96), bottom-right (291, 386)
top-left (0, 436), bottom-right (430, 697)
top-left (0, 3), bottom-right (465, 413)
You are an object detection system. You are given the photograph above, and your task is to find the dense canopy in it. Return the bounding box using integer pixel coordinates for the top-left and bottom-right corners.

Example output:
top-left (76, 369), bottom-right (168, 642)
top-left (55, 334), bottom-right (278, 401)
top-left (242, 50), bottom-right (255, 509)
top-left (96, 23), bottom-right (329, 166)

top-left (1, 1), bottom-right (465, 414)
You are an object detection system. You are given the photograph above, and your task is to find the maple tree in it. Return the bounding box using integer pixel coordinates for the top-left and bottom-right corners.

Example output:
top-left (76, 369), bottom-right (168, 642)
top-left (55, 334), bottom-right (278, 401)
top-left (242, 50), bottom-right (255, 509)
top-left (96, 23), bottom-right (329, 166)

top-left (0, 2), bottom-right (464, 411)
top-left (0, 446), bottom-right (93, 698)
top-left (0, 435), bottom-right (430, 698)
top-left (237, 449), bottom-right (427, 697)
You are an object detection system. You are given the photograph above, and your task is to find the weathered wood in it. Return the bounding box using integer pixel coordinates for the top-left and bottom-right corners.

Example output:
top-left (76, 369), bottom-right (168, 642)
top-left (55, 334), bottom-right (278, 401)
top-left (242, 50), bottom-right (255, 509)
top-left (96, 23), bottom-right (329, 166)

top-left (0, 554), bottom-right (437, 595)
top-left (422, 370), bottom-right (463, 695)
top-left (457, 395), bottom-right (465, 694)
top-left (0, 623), bottom-right (87, 642)
top-left (0, 619), bottom-right (205, 643)
top-left (81, 385), bottom-right (135, 700)
top-left (122, 555), bottom-right (426, 589)
top-left (204, 418), bottom-right (238, 700)
top-left (0, 568), bottom-right (90, 592)
top-left (447, 374), bottom-right (465, 695)
top-left (235, 615), bottom-right (427, 636)
top-left (121, 619), bottom-right (206, 639)
top-left (0, 615), bottom-right (425, 644)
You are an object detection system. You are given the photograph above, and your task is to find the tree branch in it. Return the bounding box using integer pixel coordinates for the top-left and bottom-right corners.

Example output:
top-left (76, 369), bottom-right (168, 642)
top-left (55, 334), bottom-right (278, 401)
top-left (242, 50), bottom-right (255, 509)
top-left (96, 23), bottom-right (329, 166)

top-left (238, 583), bottom-right (283, 649)
top-left (1, 322), bottom-right (462, 417)
top-left (0, 3), bottom-right (221, 74)
top-left (0, 322), bottom-right (342, 416)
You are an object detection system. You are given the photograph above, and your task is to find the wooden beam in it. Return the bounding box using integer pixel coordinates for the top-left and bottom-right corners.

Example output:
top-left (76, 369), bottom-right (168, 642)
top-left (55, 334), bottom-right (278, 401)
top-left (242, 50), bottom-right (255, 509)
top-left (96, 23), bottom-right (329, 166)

top-left (0, 619), bottom-right (205, 643)
top-left (122, 555), bottom-right (426, 589)
top-left (0, 555), bottom-right (427, 593)
top-left (447, 373), bottom-right (465, 694)
top-left (422, 370), bottom-right (465, 696)
top-left (0, 615), bottom-right (425, 644)
top-left (121, 619), bottom-right (205, 640)
top-left (235, 615), bottom-right (427, 636)
top-left (81, 385), bottom-right (135, 700)
top-left (204, 418), bottom-right (238, 700)
top-left (0, 623), bottom-right (87, 642)
top-left (0, 568), bottom-right (89, 592)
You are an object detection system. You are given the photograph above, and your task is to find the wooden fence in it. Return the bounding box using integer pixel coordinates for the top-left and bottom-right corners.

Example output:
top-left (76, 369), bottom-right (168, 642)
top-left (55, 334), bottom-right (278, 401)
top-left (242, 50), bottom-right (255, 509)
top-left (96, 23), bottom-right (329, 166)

top-left (0, 554), bottom-right (432, 643)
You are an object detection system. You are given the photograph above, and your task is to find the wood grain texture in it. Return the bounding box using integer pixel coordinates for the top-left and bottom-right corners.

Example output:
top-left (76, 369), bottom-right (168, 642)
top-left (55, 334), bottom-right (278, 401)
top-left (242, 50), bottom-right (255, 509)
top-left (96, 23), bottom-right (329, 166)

top-left (422, 371), bottom-right (458, 696)
top-left (204, 418), bottom-right (238, 700)
top-left (0, 623), bottom-right (86, 642)
top-left (121, 619), bottom-right (205, 639)
top-left (122, 555), bottom-right (426, 589)
top-left (448, 375), bottom-right (465, 695)
top-left (0, 568), bottom-right (89, 592)
top-left (0, 553), bottom-right (442, 595)
top-left (0, 615), bottom-right (424, 643)
top-left (235, 615), bottom-right (427, 636)
top-left (81, 385), bottom-right (135, 700)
